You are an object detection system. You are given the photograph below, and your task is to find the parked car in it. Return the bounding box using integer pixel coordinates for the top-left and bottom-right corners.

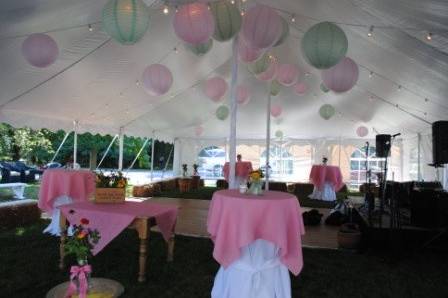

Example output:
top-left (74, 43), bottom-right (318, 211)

top-left (0, 161), bottom-right (43, 183)
top-left (0, 162), bottom-right (22, 183)
top-left (44, 162), bottom-right (62, 169)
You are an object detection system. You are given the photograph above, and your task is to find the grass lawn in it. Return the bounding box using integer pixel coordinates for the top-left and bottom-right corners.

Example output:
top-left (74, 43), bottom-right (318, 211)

top-left (1, 221), bottom-right (448, 297)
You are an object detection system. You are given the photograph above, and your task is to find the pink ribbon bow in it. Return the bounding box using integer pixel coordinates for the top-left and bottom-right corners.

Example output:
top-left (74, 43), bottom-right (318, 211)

top-left (64, 264), bottom-right (92, 298)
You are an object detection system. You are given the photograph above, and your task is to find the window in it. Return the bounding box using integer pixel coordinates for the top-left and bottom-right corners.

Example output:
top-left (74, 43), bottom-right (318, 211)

top-left (408, 147), bottom-right (420, 180)
top-left (349, 146), bottom-right (383, 190)
top-left (197, 146), bottom-right (226, 178)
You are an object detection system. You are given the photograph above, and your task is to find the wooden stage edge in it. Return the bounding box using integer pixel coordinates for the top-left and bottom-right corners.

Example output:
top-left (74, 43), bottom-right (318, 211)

top-left (127, 197), bottom-right (340, 250)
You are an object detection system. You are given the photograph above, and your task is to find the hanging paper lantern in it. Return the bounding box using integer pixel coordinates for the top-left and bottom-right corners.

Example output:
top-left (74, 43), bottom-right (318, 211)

top-left (173, 2), bottom-right (214, 45)
top-left (102, 0), bottom-right (150, 45)
top-left (242, 5), bottom-right (282, 49)
top-left (293, 82), bottom-right (308, 95)
top-left (270, 80), bottom-right (281, 96)
top-left (270, 105), bottom-right (282, 118)
top-left (248, 53), bottom-right (270, 75)
top-left (210, 1), bottom-right (241, 42)
top-left (238, 37), bottom-right (262, 63)
top-left (319, 104), bottom-right (335, 120)
top-left (256, 59), bottom-right (277, 82)
top-left (21, 33), bottom-right (58, 68)
top-left (321, 57), bottom-right (359, 93)
top-left (204, 77), bottom-right (228, 102)
top-left (195, 126), bottom-right (204, 137)
top-left (236, 85), bottom-right (251, 105)
top-left (275, 130), bottom-right (284, 139)
top-left (273, 17), bottom-right (289, 47)
top-left (276, 64), bottom-right (300, 87)
top-left (320, 82), bottom-right (330, 93)
top-left (186, 38), bottom-right (213, 56)
top-left (301, 22), bottom-right (348, 69)
top-left (142, 64), bottom-right (173, 96)
top-left (216, 105), bottom-right (229, 120)
top-left (356, 126), bottom-right (369, 137)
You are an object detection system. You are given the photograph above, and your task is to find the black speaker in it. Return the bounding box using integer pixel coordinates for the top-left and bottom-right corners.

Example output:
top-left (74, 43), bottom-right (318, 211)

top-left (376, 134), bottom-right (391, 157)
top-left (432, 121), bottom-right (448, 165)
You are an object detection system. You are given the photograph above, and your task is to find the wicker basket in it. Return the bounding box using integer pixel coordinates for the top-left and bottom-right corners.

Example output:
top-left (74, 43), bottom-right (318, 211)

top-left (94, 188), bottom-right (125, 204)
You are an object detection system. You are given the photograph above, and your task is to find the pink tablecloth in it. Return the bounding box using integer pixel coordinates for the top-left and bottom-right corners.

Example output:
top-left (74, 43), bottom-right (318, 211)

top-left (309, 165), bottom-right (344, 191)
top-left (207, 189), bottom-right (305, 276)
top-left (60, 201), bottom-right (178, 255)
top-left (38, 169), bottom-right (96, 213)
top-left (223, 162), bottom-right (253, 181)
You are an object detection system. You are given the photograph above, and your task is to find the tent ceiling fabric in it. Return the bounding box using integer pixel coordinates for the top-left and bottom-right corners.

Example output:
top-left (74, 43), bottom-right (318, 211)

top-left (0, 0), bottom-right (447, 141)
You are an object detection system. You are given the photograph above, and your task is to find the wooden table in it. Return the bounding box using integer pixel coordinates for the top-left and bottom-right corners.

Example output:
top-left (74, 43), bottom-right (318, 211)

top-left (46, 278), bottom-right (124, 298)
top-left (58, 213), bottom-right (175, 283)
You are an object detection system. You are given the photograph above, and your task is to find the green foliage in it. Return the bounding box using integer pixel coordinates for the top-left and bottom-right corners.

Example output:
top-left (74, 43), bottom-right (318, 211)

top-left (64, 221), bottom-right (100, 261)
top-left (95, 171), bottom-right (127, 188)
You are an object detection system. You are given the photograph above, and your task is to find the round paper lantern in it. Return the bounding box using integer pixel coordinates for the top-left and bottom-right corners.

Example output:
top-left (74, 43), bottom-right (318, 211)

top-left (173, 2), bottom-right (214, 44)
top-left (242, 5), bottom-right (282, 49)
top-left (270, 80), bottom-right (281, 96)
top-left (275, 130), bottom-right (284, 139)
top-left (321, 57), bottom-right (359, 93)
top-left (142, 64), bottom-right (173, 96)
top-left (238, 37), bottom-right (262, 63)
top-left (22, 33), bottom-right (58, 68)
top-left (319, 104), bottom-right (335, 120)
top-left (186, 38), bottom-right (213, 56)
top-left (256, 59), bottom-right (277, 81)
top-left (204, 77), bottom-right (227, 102)
top-left (320, 82), bottom-right (330, 93)
top-left (293, 82), bottom-right (308, 95)
top-left (210, 1), bottom-right (241, 42)
top-left (216, 105), bottom-right (229, 120)
top-left (102, 0), bottom-right (150, 45)
top-left (273, 17), bottom-right (289, 47)
top-left (248, 53), bottom-right (270, 75)
top-left (270, 105), bottom-right (282, 118)
top-left (195, 126), bottom-right (204, 137)
top-left (301, 22), bottom-right (348, 69)
top-left (236, 85), bottom-right (251, 105)
top-left (356, 126), bottom-right (369, 137)
top-left (276, 64), bottom-right (300, 87)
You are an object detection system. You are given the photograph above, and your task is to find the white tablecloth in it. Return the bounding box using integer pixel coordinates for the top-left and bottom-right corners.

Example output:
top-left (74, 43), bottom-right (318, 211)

top-left (308, 182), bottom-right (336, 201)
top-left (211, 239), bottom-right (291, 298)
top-left (43, 196), bottom-right (72, 236)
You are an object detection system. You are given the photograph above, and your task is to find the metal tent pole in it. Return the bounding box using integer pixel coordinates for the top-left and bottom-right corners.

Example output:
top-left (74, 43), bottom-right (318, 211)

top-left (162, 145), bottom-right (174, 179)
top-left (50, 130), bottom-right (71, 163)
top-left (417, 133), bottom-right (422, 181)
top-left (73, 120), bottom-right (78, 165)
top-left (228, 36), bottom-right (239, 189)
top-left (126, 138), bottom-right (149, 173)
top-left (265, 84), bottom-right (272, 191)
top-left (96, 134), bottom-right (118, 170)
top-left (150, 133), bottom-right (156, 181)
top-left (118, 127), bottom-right (124, 171)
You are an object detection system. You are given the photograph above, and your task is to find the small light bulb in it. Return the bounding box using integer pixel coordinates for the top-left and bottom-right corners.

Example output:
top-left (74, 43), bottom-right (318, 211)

top-left (173, 47), bottom-right (178, 53)
top-left (426, 32), bottom-right (432, 41)
top-left (291, 14), bottom-right (296, 23)
top-left (240, 9), bottom-right (245, 16)
top-left (367, 25), bottom-right (374, 37)
top-left (230, 0), bottom-right (235, 4)
top-left (369, 71), bottom-right (373, 78)
top-left (88, 24), bottom-right (93, 32)
top-left (163, 6), bottom-right (169, 15)
top-left (135, 80), bottom-right (140, 86)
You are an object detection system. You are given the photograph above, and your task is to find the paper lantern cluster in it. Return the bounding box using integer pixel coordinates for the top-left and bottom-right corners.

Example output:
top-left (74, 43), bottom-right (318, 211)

top-left (22, 33), bottom-right (59, 68)
top-left (319, 104), bottom-right (336, 120)
top-left (238, 38), bottom-right (262, 63)
top-left (356, 126), bottom-right (369, 137)
top-left (173, 2), bottom-right (214, 45)
top-left (321, 57), bottom-right (359, 93)
top-left (256, 59), bottom-right (277, 82)
top-left (142, 64), bottom-right (173, 96)
top-left (195, 126), bottom-right (204, 137)
top-left (248, 53), bottom-right (270, 75)
top-left (273, 17), bottom-right (289, 47)
top-left (276, 64), bottom-right (300, 87)
top-left (236, 85), bottom-right (251, 105)
top-left (301, 22), bottom-right (348, 69)
top-left (270, 105), bottom-right (282, 118)
top-left (216, 105), bottom-right (229, 120)
top-left (186, 39), bottom-right (213, 56)
top-left (204, 77), bottom-right (228, 102)
top-left (209, 1), bottom-right (242, 42)
top-left (320, 82), bottom-right (330, 93)
top-left (293, 82), bottom-right (308, 96)
top-left (242, 5), bottom-right (282, 49)
top-left (270, 80), bottom-right (281, 96)
top-left (102, 0), bottom-right (150, 45)
top-left (275, 130), bottom-right (284, 139)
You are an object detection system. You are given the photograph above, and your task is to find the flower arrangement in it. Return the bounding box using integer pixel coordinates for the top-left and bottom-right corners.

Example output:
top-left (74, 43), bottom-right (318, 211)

top-left (95, 171), bottom-right (127, 188)
top-left (248, 169), bottom-right (264, 195)
top-left (94, 171), bottom-right (127, 203)
top-left (65, 218), bottom-right (100, 263)
top-left (182, 164), bottom-right (188, 177)
top-left (193, 164), bottom-right (199, 176)
top-left (249, 169), bottom-right (264, 182)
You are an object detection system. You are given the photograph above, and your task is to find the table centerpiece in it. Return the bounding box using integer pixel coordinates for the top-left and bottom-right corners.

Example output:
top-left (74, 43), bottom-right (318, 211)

top-left (94, 172), bottom-right (127, 204)
top-left (247, 169), bottom-right (264, 195)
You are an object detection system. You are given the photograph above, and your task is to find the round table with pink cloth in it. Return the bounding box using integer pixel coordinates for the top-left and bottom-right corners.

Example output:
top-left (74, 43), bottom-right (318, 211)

top-left (308, 165), bottom-right (344, 201)
top-left (207, 189), bottom-right (305, 298)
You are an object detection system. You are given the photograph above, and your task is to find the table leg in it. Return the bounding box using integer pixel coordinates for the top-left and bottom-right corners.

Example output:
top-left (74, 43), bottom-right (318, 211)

top-left (167, 236), bottom-right (175, 262)
top-left (134, 218), bottom-right (149, 283)
top-left (59, 213), bottom-right (67, 270)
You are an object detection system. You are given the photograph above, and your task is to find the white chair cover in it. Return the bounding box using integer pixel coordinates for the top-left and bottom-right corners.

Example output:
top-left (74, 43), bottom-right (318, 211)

top-left (212, 239), bottom-right (291, 298)
top-left (308, 182), bottom-right (336, 201)
top-left (43, 195), bottom-right (73, 236)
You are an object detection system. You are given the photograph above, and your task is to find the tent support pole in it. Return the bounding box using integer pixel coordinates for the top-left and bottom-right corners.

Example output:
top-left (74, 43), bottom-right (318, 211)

top-left (126, 138), bottom-right (149, 172)
top-left (50, 131), bottom-right (71, 163)
top-left (73, 121), bottom-right (78, 165)
top-left (265, 84), bottom-right (272, 191)
top-left (150, 133), bottom-right (156, 181)
top-left (417, 132), bottom-right (422, 181)
top-left (118, 127), bottom-right (124, 171)
top-left (96, 134), bottom-right (118, 170)
top-left (228, 36), bottom-right (239, 189)
top-left (162, 145), bottom-right (174, 179)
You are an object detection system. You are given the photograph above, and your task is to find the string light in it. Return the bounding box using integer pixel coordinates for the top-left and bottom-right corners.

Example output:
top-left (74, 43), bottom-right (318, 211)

top-left (369, 71), bottom-right (373, 78)
top-left (367, 25), bottom-right (374, 37)
top-left (426, 32), bottom-right (432, 41)
top-left (135, 80), bottom-right (140, 86)
top-left (241, 9), bottom-right (245, 16)
top-left (173, 47), bottom-right (178, 54)
top-left (163, 6), bottom-right (169, 15)
top-left (291, 14), bottom-right (296, 23)
top-left (230, 0), bottom-right (235, 4)
top-left (88, 24), bottom-right (93, 32)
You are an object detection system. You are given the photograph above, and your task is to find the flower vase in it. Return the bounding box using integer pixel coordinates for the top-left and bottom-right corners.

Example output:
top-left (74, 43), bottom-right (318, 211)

top-left (75, 258), bottom-right (92, 293)
top-left (248, 181), bottom-right (263, 195)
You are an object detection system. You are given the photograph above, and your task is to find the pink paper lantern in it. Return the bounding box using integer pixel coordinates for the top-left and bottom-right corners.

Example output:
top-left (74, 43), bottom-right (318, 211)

top-left (321, 57), bottom-right (359, 93)
top-left (142, 64), bottom-right (173, 96)
top-left (270, 104), bottom-right (282, 118)
top-left (238, 37), bottom-right (262, 63)
top-left (242, 5), bottom-right (282, 49)
top-left (195, 126), bottom-right (204, 137)
top-left (276, 64), bottom-right (300, 87)
top-left (356, 126), bottom-right (369, 137)
top-left (293, 82), bottom-right (308, 95)
top-left (173, 3), bottom-right (215, 45)
top-left (256, 59), bottom-right (277, 82)
top-left (236, 85), bottom-right (251, 105)
top-left (204, 77), bottom-right (228, 102)
top-left (22, 33), bottom-right (59, 68)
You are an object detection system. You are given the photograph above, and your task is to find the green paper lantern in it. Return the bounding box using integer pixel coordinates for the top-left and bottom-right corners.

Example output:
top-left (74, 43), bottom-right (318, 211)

top-left (301, 22), bottom-right (348, 69)
top-left (273, 17), bottom-right (289, 47)
top-left (319, 104), bottom-right (335, 120)
top-left (186, 39), bottom-right (213, 56)
top-left (275, 130), bottom-right (284, 139)
top-left (320, 82), bottom-right (330, 93)
top-left (210, 1), bottom-right (242, 42)
top-left (216, 105), bottom-right (229, 120)
top-left (270, 80), bottom-right (281, 96)
top-left (102, 0), bottom-right (150, 45)
top-left (248, 53), bottom-right (270, 75)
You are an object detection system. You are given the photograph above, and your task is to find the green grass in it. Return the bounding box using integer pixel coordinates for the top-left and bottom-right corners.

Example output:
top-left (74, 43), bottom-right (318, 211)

top-left (0, 184), bottom-right (40, 202)
top-left (1, 221), bottom-right (448, 297)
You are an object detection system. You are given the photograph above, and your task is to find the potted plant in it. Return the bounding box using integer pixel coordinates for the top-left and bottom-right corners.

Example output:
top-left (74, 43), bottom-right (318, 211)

top-left (247, 169), bottom-right (264, 195)
top-left (191, 164), bottom-right (201, 190)
top-left (94, 171), bottom-right (127, 203)
top-left (182, 164), bottom-right (188, 177)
